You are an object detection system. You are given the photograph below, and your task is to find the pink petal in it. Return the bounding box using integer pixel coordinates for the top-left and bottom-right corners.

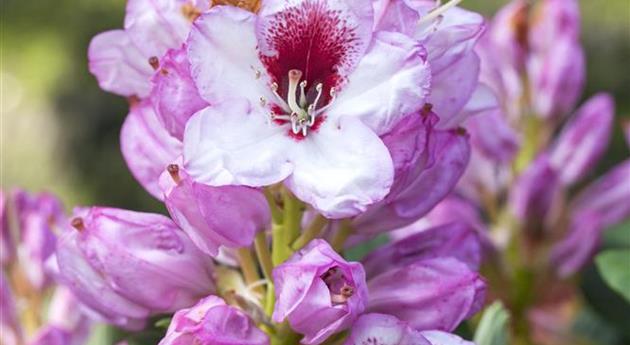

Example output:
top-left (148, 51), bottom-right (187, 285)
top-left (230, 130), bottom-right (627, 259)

top-left (120, 100), bottom-right (182, 200)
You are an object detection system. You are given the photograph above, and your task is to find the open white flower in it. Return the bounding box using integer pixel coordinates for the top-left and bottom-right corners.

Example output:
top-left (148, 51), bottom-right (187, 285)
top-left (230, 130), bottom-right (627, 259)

top-left (184, 1), bottom-right (430, 218)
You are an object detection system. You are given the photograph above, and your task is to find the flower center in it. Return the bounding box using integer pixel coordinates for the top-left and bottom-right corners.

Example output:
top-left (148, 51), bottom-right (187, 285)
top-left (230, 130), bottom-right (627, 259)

top-left (262, 69), bottom-right (336, 137)
top-left (321, 266), bottom-right (354, 304)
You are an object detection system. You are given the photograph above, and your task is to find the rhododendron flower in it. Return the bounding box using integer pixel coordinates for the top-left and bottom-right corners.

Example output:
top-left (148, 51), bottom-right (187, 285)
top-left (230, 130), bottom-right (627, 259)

top-left (159, 295), bottom-right (269, 345)
top-left (183, 3), bottom-right (431, 218)
top-left (476, 0), bottom-right (584, 121)
top-left (56, 207), bottom-right (215, 329)
top-left (272, 239), bottom-right (368, 344)
top-left (159, 163), bottom-right (270, 256)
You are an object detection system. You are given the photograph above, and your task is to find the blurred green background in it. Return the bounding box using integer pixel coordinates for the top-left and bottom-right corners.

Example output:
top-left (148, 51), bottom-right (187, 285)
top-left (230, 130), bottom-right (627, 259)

top-left (1, 0), bottom-right (629, 344)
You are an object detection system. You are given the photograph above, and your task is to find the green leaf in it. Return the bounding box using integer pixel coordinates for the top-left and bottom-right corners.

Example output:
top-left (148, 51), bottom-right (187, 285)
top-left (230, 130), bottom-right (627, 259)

top-left (473, 302), bottom-right (511, 345)
top-left (596, 249), bottom-right (630, 302)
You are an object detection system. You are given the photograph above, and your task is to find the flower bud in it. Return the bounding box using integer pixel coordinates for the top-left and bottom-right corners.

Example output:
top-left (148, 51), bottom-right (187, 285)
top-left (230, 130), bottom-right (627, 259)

top-left (56, 207), bottom-right (215, 329)
top-left (150, 45), bottom-right (208, 140)
top-left (571, 160), bottom-right (630, 229)
top-left (11, 189), bottom-right (64, 290)
top-left (466, 108), bottom-right (520, 163)
top-left (550, 94), bottom-right (614, 185)
top-left (355, 122), bottom-right (471, 235)
top-left (158, 295), bottom-right (268, 345)
top-left (529, 0), bottom-right (581, 53)
top-left (509, 154), bottom-right (562, 237)
top-left (272, 239), bottom-right (368, 345)
top-left (159, 164), bottom-right (270, 256)
top-left (528, 38), bottom-right (585, 120)
top-left (367, 257), bottom-right (485, 332)
top-left (550, 211), bottom-right (603, 278)
top-left (363, 222), bottom-right (482, 278)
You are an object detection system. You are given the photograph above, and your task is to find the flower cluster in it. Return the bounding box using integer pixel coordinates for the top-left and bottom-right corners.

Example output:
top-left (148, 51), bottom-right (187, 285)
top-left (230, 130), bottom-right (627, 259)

top-left (408, 0), bottom-right (630, 343)
top-left (3, 0), bottom-right (627, 344)
top-left (1, 190), bottom-right (91, 345)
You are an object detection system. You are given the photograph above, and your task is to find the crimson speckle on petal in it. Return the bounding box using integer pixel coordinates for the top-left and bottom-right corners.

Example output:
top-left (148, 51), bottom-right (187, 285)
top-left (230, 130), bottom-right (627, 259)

top-left (258, 0), bottom-right (364, 103)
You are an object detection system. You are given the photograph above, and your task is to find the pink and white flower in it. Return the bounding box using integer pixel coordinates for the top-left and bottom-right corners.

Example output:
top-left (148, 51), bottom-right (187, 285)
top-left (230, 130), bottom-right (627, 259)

top-left (183, 2), bottom-right (431, 218)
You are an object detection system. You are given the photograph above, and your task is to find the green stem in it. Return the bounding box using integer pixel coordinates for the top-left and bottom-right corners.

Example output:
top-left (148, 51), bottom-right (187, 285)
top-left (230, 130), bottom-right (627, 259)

top-left (264, 281), bottom-right (275, 316)
top-left (271, 222), bottom-right (290, 266)
top-left (255, 231), bottom-right (274, 280)
top-left (264, 188), bottom-right (283, 224)
top-left (292, 214), bottom-right (327, 251)
top-left (237, 247), bottom-right (261, 288)
top-left (282, 188), bottom-right (302, 246)
top-left (331, 220), bottom-right (353, 252)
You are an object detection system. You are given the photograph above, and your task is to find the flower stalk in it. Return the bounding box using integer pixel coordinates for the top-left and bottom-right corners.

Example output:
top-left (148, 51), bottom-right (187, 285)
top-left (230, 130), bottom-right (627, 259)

top-left (291, 214), bottom-right (327, 251)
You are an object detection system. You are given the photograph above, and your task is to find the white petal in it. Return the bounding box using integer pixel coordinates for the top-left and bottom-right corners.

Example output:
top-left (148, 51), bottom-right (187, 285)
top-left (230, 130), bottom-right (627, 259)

top-left (187, 6), bottom-right (272, 105)
top-left (88, 30), bottom-right (153, 98)
top-left (124, 0), bottom-right (198, 58)
top-left (286, 117), bottom-right (394, 218)
top-left (183, 100), bottom-right (294, 187)
top-left (329, 30), bottom-right (431, 135)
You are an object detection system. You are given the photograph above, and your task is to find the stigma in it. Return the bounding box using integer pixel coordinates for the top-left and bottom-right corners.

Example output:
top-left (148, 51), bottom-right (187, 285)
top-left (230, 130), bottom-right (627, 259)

top-left (265, 69), bottom-right (335, 137)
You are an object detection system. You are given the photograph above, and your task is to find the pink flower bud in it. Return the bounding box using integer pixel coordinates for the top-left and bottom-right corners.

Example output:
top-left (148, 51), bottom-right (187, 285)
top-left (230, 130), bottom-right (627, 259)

top-left (56, 207), bottom-right (215, 329)
top-left (550, 94), bottom-right (614, 185)
top-left (367, 257), bottom-right (485, 332)
top-left (159, 164), bottom-right (270, 256)
top-left (159, 295), bottom-right (268, 345)
top-left (272, 240), bottom-right (368, 345)
top-left (363, 222), bottom-right (482, 278)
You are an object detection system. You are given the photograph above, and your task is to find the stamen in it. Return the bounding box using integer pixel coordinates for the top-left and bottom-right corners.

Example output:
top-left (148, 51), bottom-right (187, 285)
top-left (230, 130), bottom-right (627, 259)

top-left (148, 56), bottom-right (159, 70)
top-left (330, 283), bottom-right (354, 304)
top-left (313, 87), bottom-right (337, 116)
top-left (270, 82), bottom-right (291, 112)
top-left (417, 0), bottom-right (464, 26)
top-left (252, 67), bottom-right (262, 80)
top-left (71, 217), bottom-right (85, 232)
top-left (308, 83), bottom-right (324, 115)
top-left (167, 164), bottom-right (181, 184)
top-left (259, 96), bottom-right (267, 107)
top-left (299, 80), bottom-right (308, 107)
